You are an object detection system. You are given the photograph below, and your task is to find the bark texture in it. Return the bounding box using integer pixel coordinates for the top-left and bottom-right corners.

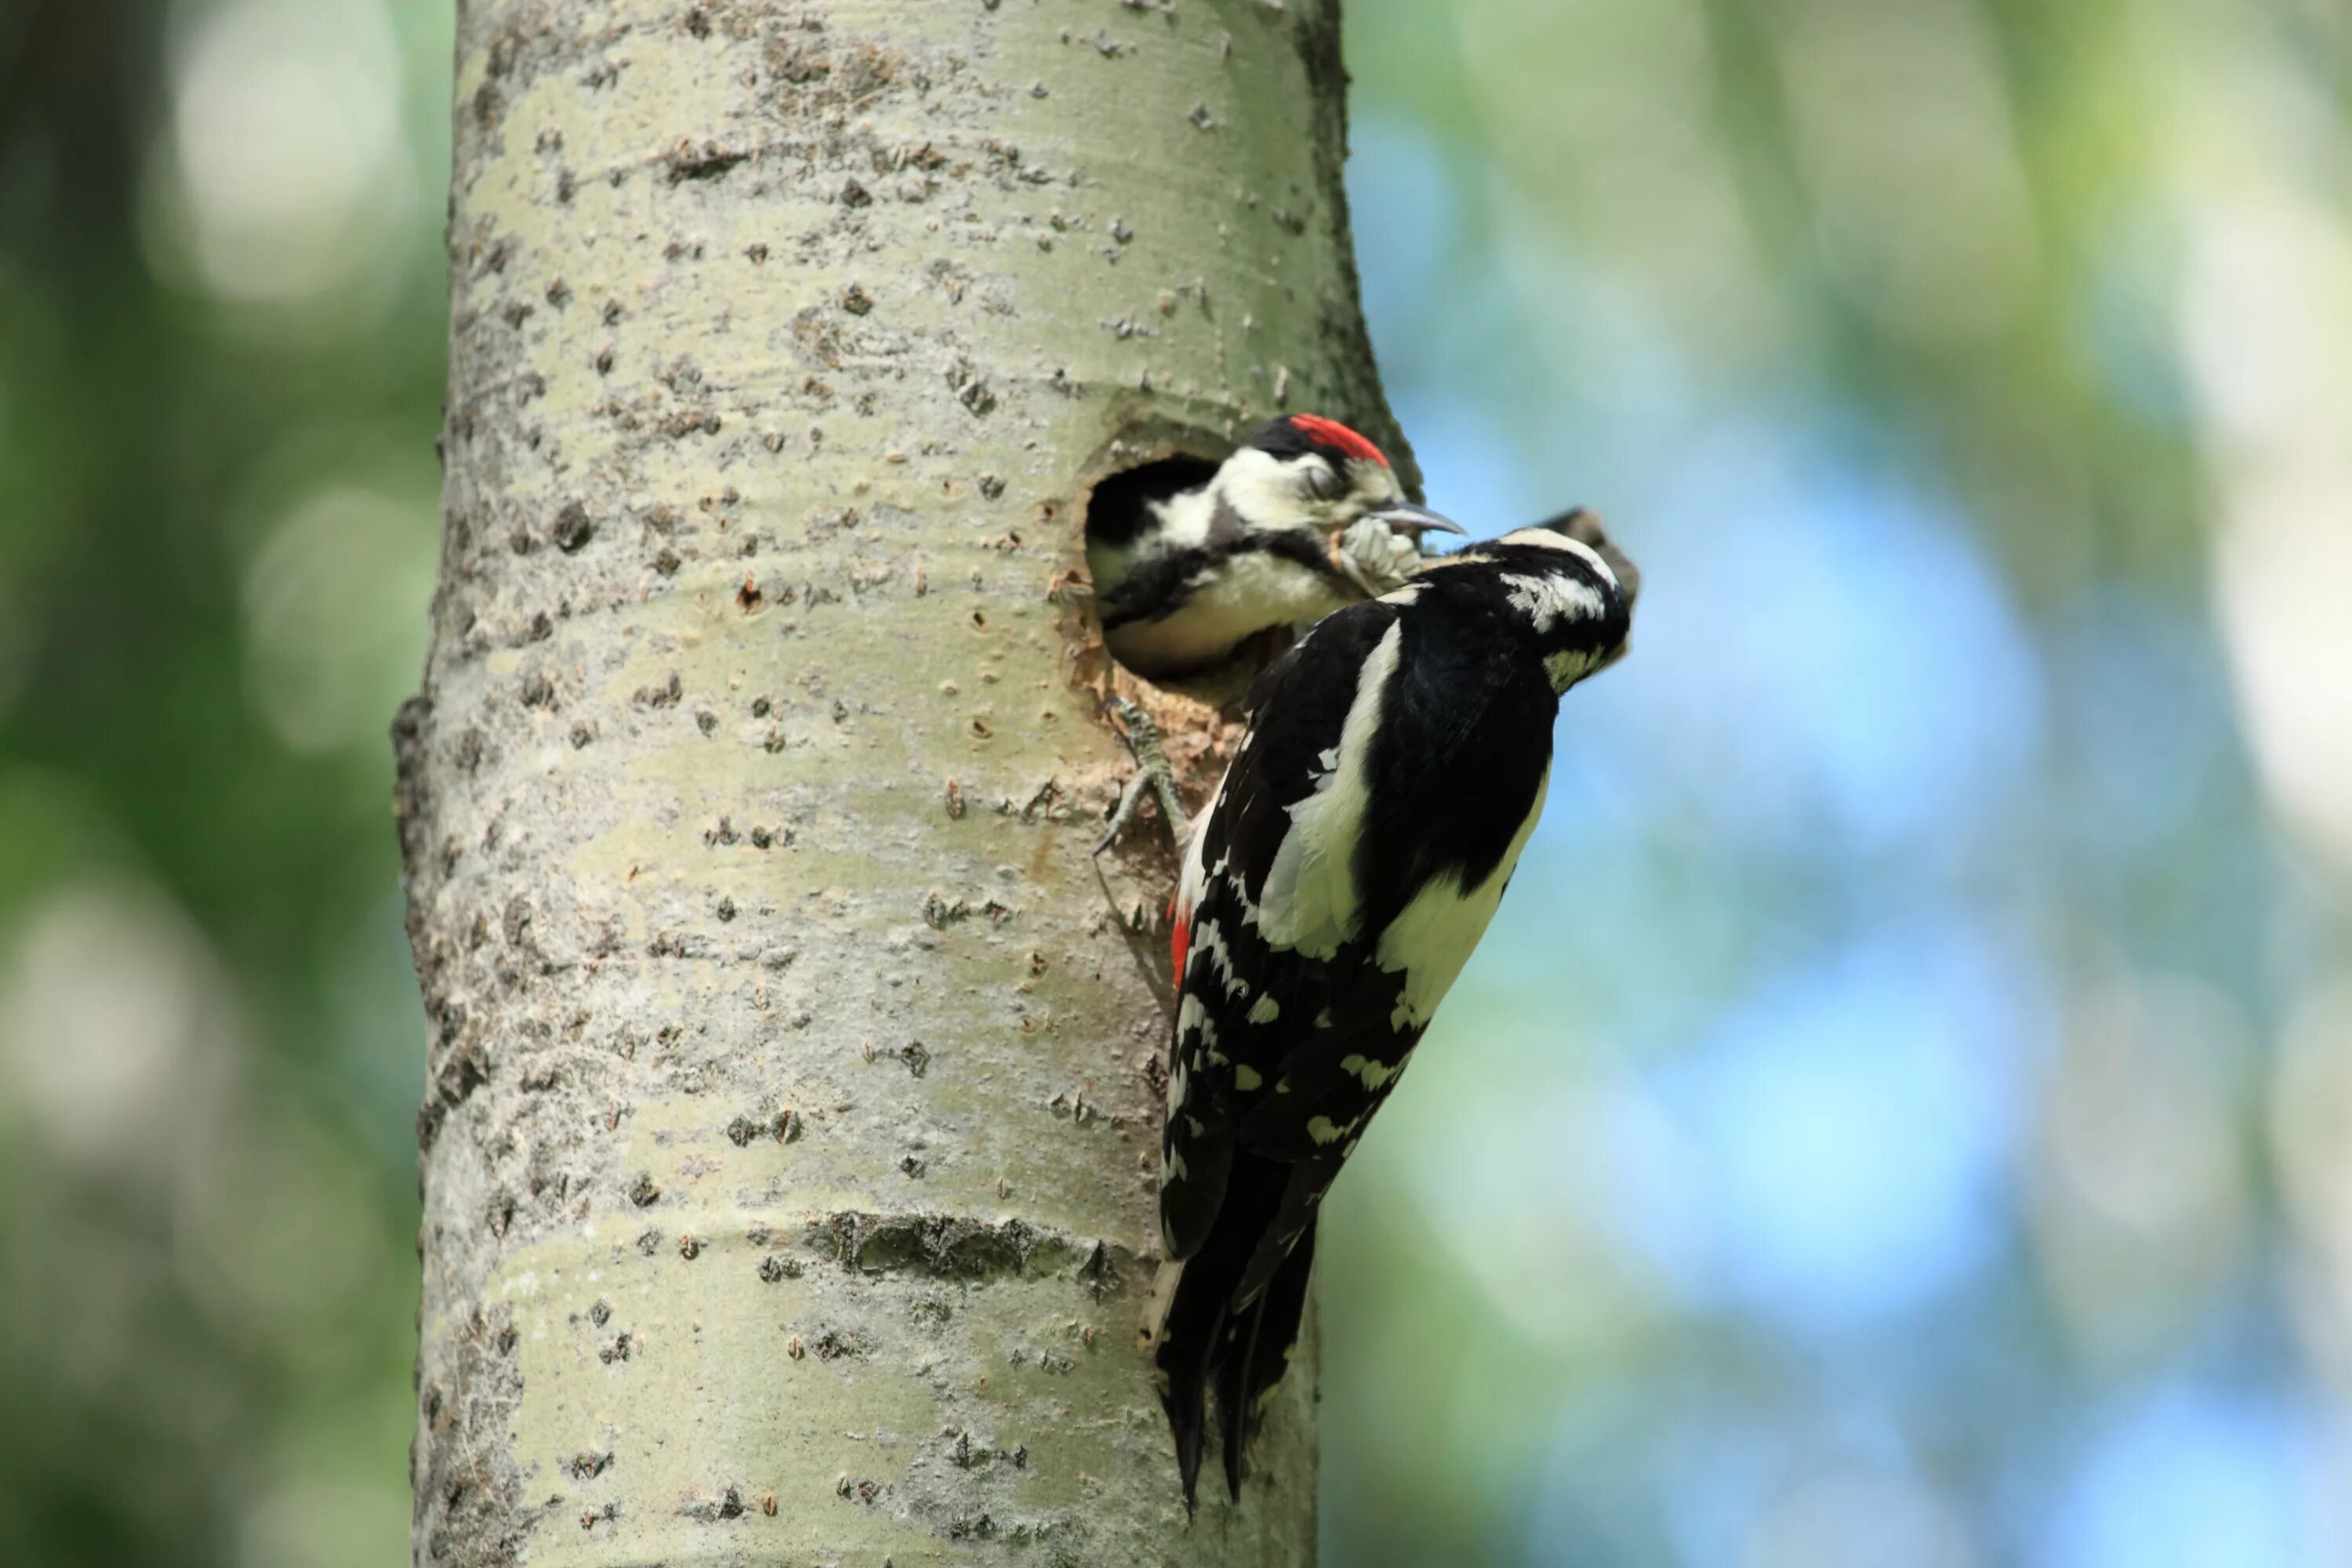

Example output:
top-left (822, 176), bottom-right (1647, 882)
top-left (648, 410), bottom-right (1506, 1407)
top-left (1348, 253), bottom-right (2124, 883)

top-left (400, 2), bottom-right (1407, 1563)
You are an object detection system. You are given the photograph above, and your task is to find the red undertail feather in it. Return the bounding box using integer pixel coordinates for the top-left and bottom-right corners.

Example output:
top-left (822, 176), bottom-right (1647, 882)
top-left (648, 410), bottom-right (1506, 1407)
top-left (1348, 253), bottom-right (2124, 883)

top-left (1169, 897), bottom-right (1190, 975)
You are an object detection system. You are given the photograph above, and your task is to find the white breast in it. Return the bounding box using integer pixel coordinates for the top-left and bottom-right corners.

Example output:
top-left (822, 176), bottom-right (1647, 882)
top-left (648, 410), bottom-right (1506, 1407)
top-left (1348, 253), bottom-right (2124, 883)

top-left (1105, 550), bottom-right (1350, 673)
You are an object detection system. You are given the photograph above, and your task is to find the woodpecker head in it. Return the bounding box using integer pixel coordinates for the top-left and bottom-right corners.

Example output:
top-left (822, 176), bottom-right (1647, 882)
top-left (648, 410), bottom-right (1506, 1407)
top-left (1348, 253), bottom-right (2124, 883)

top-left (1417, 506), bottom-right (1639, 693)
top-left (1529, 506), bottom-right (1640, 608)
top-left (1085, 412), bottom-right (1461, 699)
top-left (1216, 414), bottom-right (1461, 586)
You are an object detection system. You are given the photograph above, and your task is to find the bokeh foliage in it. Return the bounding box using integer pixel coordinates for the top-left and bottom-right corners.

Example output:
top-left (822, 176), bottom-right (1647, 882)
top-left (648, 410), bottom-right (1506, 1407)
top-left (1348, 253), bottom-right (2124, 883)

top-left (2, 2), bottom-right (2347, 1565)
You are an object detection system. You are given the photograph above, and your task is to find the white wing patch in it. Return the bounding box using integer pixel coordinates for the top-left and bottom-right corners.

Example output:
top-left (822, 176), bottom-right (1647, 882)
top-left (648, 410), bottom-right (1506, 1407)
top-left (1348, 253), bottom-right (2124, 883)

top-left (1253, 621), bottom-right (1405, 960)
top-left (1374, 765), bottom-right (1550, 1029)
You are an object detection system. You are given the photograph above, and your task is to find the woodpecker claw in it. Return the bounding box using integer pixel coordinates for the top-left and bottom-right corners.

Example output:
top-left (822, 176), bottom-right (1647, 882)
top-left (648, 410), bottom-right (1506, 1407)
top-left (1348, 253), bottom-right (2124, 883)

top-left (1095, 695), bottom-right (1190, 854)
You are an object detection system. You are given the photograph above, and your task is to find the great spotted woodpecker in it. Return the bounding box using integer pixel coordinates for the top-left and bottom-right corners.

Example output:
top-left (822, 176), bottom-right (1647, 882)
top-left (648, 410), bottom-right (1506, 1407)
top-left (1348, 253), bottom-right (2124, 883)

top-left (1084, 413), bottom-right (1461, 706)
top-left (1145, 510), bottom-right (1638, 1505)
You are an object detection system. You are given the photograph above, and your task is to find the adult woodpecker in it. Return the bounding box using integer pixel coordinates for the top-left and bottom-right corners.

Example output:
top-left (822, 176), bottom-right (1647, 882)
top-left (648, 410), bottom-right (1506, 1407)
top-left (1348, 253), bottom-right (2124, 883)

top-left (1145, 510), bottom-right (1638, 1505)
top-left (1084, 412), bottom-right (1461, 706)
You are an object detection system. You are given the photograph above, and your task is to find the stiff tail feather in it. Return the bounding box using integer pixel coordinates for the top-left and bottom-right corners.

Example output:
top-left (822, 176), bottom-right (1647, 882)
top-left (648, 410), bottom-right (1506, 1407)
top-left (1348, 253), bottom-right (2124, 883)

top-left (1218, 1217), bottom-right (1318, 1500)
top-left (1150, 1246), bottom-right (1238, 1509)
top-left (1150, 1161), bottom-right (1316, 1507)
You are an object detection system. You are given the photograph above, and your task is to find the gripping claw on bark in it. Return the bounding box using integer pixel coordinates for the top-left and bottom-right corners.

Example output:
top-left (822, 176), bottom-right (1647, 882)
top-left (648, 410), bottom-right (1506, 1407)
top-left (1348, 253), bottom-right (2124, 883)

top-left (1095, 695), bottom-right (1189, 855)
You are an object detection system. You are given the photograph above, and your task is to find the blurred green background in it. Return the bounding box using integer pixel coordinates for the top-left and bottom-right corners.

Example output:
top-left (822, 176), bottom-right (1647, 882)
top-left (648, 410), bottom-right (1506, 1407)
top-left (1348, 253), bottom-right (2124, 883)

top-left (3, 2), bottom-right (2349, 1564)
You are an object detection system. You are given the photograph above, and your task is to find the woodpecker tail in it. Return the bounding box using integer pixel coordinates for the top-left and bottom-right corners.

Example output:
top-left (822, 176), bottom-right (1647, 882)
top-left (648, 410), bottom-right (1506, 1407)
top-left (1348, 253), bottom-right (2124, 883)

top-left (1146, 1255), bottom-right (1209, 1510)
top-left (1149, 1155), bottom-right (1316, 1507)
top-left (1217, 1217), bottom-right (1318, 1501)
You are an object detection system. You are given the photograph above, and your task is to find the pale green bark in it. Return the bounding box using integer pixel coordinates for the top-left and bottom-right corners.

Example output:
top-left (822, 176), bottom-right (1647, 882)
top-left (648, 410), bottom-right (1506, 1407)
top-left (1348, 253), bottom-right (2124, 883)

top-left (399, 2), bottom-right (1406, 1562)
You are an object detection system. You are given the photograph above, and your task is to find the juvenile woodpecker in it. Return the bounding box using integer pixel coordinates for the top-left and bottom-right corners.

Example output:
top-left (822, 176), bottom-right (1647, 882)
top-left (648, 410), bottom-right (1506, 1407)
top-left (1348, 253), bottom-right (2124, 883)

top-left (1085, 412), bottom-right (1461, 706)
top-left (1147, 510), bottom-right (1638, 1505)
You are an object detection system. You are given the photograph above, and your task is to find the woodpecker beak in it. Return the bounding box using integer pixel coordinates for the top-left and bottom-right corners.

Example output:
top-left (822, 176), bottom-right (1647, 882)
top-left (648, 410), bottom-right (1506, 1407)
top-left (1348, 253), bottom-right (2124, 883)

top-left (1363, 502), bottom-right (1465, 539)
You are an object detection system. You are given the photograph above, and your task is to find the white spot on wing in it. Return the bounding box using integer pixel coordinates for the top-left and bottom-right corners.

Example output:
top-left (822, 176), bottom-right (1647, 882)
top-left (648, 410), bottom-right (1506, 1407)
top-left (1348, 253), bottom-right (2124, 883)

top-left (1177, 994), bottom-right (1218, 1047)
top-left (1247, 994), bottom-right (1281, 1024)
top-left (1233, 1064), bottom-right (1263, 1091)
top-left (1189, 920), bottom-right (1247, 999)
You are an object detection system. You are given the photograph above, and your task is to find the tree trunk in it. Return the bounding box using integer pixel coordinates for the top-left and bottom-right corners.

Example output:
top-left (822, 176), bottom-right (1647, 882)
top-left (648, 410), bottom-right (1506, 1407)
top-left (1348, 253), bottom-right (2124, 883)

top-left (398, 2), bottom-right (1406, 1563)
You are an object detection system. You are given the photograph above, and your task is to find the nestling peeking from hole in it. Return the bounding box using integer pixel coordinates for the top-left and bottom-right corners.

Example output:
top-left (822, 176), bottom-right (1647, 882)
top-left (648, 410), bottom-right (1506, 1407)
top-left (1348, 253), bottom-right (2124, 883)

top-left (1080, 414), bottom-right (1461, 855)
top-left (1080, 413), bottom-right (1459, 710)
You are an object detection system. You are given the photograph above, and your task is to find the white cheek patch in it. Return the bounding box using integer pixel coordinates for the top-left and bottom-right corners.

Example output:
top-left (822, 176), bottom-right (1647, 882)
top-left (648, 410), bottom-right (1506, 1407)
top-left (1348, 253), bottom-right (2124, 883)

top-left (1217, 447), bottom-right (1316, 530)
top-left (1500, 572), bottom-right (1606, 632)
top-left (1497, 529), bottom-right (1621, 594)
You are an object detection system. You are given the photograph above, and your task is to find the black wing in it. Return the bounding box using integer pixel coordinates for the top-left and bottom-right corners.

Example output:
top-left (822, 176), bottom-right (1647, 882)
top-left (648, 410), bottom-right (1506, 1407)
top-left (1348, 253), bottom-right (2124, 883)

top-left (1158, 601), bottom-right (1405, 1261)
top-left (1155, 600), bottom-right (1436, 1504)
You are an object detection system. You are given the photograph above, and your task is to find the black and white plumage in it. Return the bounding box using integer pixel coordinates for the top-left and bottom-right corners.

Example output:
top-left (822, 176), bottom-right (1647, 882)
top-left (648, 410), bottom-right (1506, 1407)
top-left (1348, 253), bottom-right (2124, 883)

top-left (1085, 413), bottom-right (1460, 705)
top-left (1147, 512), bottom-right (1638, 1504)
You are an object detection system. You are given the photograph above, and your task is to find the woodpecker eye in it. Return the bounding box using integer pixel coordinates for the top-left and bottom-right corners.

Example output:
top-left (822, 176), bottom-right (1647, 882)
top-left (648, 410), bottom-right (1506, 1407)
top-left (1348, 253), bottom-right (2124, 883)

top-left (1300, 463), bottom-right (1345, 503)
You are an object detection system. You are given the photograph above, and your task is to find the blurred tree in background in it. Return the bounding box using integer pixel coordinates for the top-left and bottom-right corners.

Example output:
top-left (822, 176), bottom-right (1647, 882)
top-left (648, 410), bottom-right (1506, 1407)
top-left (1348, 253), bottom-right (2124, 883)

top-left (1, 2), bottom-right (2347, 1565)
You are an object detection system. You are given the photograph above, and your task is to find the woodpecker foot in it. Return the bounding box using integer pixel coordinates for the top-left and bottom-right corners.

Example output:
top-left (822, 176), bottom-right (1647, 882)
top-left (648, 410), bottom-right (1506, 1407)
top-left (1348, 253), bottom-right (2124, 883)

top-left (1095, 695), bottom-right (1190, 854)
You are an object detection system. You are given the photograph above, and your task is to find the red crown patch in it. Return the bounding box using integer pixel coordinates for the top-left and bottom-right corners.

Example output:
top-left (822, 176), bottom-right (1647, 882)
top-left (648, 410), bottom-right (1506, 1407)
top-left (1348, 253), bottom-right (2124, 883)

top-left (1289, 413), bottom-right (1388, 467)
